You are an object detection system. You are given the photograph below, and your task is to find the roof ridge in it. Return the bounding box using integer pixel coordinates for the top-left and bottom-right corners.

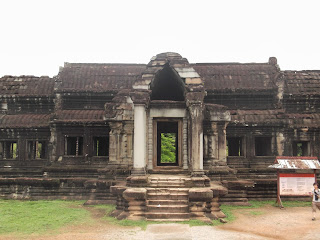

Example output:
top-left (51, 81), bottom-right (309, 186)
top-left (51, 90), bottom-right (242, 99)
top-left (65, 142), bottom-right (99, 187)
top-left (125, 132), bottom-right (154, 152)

top-left (191, 62), bottom-right (270, 66)
top-left (64, 63), bottom-right (146, 67)
top-left (284, 70), bottom-right (320, 73)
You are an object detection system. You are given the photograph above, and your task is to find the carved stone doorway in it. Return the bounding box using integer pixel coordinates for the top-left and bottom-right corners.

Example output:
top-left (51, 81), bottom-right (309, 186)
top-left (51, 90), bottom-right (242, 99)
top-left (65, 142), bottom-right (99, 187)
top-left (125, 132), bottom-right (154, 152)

top-left (154, 119), bottom-right (182, 168)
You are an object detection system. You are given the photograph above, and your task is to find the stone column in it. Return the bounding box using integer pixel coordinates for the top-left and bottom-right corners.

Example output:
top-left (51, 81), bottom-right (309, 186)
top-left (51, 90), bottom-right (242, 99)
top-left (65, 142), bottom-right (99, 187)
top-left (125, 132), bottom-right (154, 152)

top-left (203, 104), bottom-right (230, 167)
top-left (182, 117), bottom-right (188, 170)
top-left (204, 122), bottom-right (218, 166)
top-left (147, 116), bottom-right (153, 170)
top-left (108, 122), bottom-right (123, 164)
top-left (276, 131), bottom-right (285, 156)
top-left (122, 122), bottom-right (134, 164)
top-left (132, 104), bottom-right (147, 175)
top-left (49, 124), bottom-right (57, 163)
top-left (188, 103), bottom-right (204, 176)
top-left (217, 122), bottom-right (228, 164)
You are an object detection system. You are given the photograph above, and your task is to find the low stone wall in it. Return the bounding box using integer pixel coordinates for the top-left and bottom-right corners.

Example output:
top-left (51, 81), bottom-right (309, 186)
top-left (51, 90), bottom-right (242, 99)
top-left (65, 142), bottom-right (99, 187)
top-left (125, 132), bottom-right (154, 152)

top-left (247, 179), bottom-right (311, 201)
top-left (0, 177), bottom-right (117, 203)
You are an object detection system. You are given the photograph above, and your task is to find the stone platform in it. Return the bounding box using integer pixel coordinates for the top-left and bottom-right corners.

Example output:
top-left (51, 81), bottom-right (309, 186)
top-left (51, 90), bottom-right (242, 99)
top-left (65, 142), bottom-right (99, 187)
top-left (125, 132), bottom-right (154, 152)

top-left (110, 174), bottom-right (228, 222)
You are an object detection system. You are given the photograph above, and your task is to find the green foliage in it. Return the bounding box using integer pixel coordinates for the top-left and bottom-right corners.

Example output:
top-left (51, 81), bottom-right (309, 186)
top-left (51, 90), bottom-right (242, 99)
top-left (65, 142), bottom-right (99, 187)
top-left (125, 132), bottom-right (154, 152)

top-left (0, 200), bottom-right (90, 235)
top-left (297, 143), bottom-right (303, 156)
top-left (183, 219), bottom-right (212, 226)
top-left (12, 143), bottom-right (17, 159)
top-left (281, 201), bottom-right (311, 208)
top-left (212, 219), bottom-right (223, 226)
top-left (92, 204), bottom-right (116, 212)
top-left (161, 133), bottom-right (176, 163)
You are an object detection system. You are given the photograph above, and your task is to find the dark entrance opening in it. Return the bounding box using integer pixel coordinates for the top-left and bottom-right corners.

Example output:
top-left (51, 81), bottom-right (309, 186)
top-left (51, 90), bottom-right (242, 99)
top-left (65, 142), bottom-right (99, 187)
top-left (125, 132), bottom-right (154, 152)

top-left (150, 64), bottom-right (185, 101)
top-left (157, 121), bottom-right (179, 166)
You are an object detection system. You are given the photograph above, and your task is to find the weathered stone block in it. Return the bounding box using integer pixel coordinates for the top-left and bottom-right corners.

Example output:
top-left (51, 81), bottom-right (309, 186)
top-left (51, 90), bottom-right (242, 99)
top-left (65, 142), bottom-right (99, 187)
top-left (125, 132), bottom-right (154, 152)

top-left (110, 185), bottom-right (127, 195)
top-left (189, 188), bottom-right (213, 201)
top-left (210, 182), bottom-right (228, 197)
top-left (123, 188), bottom-right (146, 201)
top-left (185, 77), bottom-right (202, 84)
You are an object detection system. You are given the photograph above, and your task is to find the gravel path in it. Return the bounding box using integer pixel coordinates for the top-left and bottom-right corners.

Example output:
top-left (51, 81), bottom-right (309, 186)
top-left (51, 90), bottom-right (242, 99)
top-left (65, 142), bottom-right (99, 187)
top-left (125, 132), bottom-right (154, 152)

top-left (98, 224), bottom-right (269, 240)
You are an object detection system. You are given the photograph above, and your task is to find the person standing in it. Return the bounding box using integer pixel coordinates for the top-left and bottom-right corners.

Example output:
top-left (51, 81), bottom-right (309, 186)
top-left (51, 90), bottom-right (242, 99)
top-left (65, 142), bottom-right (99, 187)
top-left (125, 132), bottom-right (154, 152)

top-left (312, 182), bottom-right (320, 221)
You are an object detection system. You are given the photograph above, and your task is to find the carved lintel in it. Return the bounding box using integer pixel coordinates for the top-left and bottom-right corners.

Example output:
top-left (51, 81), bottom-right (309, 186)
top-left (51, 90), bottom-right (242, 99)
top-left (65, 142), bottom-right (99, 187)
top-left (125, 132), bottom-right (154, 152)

top-left (204, 104), bottom-right (230, 122)
top-left (185, 91), bottom-right (205, 108)
top-left (129, 90), bottom-right (151, 106)
top-left (109, 122), bottom-right (123, 135)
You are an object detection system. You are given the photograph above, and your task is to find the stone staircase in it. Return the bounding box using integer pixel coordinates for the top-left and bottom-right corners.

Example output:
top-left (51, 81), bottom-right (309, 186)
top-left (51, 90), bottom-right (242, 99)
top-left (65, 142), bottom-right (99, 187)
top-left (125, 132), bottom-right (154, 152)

top-left (146, 175), bottom-right (190, 221)
top-left (219, 189), bottom-right (250, 205)
top-left (146, 188), bottom-right (190, 221)
top-left (148, 175), bottom-right (188, 188)
top-left (111, 173), bottom-right (228, 221)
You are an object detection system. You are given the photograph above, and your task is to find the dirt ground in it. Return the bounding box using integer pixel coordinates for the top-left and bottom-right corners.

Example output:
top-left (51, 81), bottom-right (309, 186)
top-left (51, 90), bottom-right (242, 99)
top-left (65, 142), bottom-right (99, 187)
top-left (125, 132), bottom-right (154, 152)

top-left (1, 205), bottom-right (319, 240)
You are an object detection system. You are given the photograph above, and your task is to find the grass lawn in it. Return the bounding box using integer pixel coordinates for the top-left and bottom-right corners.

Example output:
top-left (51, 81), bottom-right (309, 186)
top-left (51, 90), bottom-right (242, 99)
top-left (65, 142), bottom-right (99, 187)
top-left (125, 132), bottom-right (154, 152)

top-left (0, 200), bottom-right (91, 235)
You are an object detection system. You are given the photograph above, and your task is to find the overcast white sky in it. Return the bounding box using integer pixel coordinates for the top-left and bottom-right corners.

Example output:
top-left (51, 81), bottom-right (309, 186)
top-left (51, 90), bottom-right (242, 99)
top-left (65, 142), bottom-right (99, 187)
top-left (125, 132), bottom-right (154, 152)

top-left (1, 0), bottom-right (320, 77)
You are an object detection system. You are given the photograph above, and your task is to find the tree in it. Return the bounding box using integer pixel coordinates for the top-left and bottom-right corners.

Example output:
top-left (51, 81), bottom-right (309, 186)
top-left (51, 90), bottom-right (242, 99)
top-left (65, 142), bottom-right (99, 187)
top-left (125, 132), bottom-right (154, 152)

top-left (161, 133), bottom-right (176, 163)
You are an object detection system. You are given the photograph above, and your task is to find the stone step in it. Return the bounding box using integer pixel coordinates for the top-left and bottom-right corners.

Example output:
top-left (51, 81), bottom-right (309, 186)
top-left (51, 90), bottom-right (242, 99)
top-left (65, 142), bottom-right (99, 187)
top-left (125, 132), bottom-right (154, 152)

top-left (148, 170), bottom-right (190, 175)
top-left (146, 212), bottom-right (190, 220)
top-left (247, 194), bottom-right (277, 198)
top-left (247, 190), bottom-right (277, 194)
top-left (147, 188), bottom-right (189, 194)
top-left (147, 199), bottom-right (189, 206)
top-left (148, 183), bottom-right (186, 188)
top-left (147, 218), bottom-right (190, 222)
top-left (147, 205), bottom-right (189, 213)
top-left (147, 192), bottom-right (189, 200)
top-left (222, 193), bottom-right (247, 198)
top-left (149, 180), bottom-right (185, 185)
top-left (149, 177), bottom-right (186, 181)
top-left (227, 189), bottom-right (246, 193)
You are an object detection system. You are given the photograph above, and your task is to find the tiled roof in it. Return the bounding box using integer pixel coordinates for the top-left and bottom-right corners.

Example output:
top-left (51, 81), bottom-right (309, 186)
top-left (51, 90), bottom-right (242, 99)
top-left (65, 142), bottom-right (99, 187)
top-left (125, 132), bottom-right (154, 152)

top-left (0, 114), bottom-right (51, 128)
top-left (192, 63), bottom-right (279, 92)
top-left (284, 71), bottom-right (320, 95)
top-left (230, 109), bottom-right (320, 126)
top-left (53, 110), bottom-right (105, 123)
top-left (0, 76), bottom-right (54, 96)
top-left (57, 63), bottom-right (146, 92)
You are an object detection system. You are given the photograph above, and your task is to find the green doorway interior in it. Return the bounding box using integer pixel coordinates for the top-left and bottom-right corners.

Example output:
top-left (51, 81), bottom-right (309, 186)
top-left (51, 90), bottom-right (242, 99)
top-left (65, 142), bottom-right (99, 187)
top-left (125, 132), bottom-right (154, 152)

top-left (156, 121), bottom-right (179, 166)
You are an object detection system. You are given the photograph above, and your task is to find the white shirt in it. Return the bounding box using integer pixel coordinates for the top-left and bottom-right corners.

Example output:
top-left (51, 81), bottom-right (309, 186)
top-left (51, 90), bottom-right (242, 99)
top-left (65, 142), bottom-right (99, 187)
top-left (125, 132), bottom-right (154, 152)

top-left (312, 189), bottom-right (320, 202)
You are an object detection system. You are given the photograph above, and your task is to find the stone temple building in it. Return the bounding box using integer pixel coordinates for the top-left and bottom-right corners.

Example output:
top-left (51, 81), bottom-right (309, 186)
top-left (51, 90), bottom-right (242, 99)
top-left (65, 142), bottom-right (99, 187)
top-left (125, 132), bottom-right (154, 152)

top-left (0, 52), bottom-right (320, 221)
